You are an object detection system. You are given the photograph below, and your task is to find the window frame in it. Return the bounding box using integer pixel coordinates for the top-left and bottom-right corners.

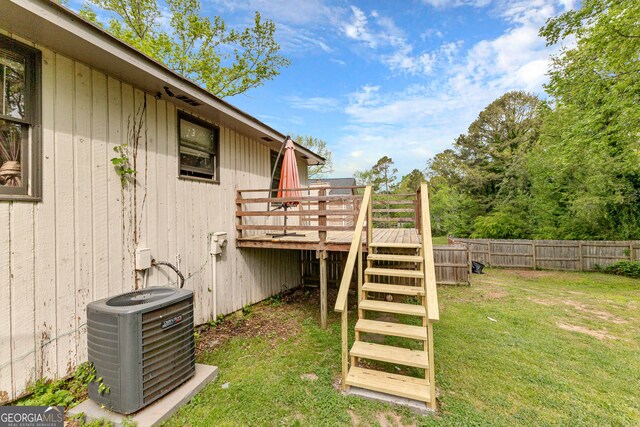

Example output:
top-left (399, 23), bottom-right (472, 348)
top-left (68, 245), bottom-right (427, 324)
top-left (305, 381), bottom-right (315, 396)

top-left (177, 110), bottom-right (220, 184)
top-left (270, 149), bottom-right (283, 196)
top-left (0, 34), bottom-right (42, 201)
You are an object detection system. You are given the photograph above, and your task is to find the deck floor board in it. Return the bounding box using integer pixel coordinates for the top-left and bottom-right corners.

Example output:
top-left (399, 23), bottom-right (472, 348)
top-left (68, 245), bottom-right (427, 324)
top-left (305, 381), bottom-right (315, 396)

top-left (237, 228), bottom-right (421, 252)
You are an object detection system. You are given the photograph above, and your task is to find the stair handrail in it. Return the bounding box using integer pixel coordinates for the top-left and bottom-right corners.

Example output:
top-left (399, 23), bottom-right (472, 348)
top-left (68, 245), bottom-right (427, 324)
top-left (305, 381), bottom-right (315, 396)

top-left (334, 185), bottom-right (372, 392)
top-left (417, 183), bottom-right (439, 321)
top-left (334, 185), bottom-right (372, 313)
top-left (417, 182), bottom-right (439, 409)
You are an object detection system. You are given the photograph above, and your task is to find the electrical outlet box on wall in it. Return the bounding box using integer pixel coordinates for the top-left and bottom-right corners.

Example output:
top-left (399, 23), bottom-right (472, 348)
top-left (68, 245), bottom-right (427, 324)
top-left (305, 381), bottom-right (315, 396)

top-left (211, 232), bottom-right (228, 255)
top-left (136, 247), bottom-right (151, 270)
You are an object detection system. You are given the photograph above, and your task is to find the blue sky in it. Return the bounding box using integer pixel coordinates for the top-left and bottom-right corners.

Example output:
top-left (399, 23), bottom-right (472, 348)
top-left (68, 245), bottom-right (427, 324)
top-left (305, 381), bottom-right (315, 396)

top-left (74, 0), bottom-right (576, 178)
top-left (211, 0), bottom-right (577, 179)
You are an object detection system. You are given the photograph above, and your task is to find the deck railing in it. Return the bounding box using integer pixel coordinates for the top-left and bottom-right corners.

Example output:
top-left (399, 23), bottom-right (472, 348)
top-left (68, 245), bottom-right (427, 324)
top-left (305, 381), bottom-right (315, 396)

top-left (333, 185), bottom-right (372, 391)
top-left (236, 186), bottom-right (365, 239)
top-left (372, 192), bottom-right (417, 227)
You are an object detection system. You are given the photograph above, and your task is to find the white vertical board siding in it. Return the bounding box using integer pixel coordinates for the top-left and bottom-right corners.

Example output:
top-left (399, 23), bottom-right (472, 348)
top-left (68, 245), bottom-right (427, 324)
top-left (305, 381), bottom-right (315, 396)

top-left (0, 42), bottom-right (302, 402)
top-left (34, 47), bottom-right (58, 382)
top-left (0, 205), bottom-right (12, 402)
top-left (53, 54), bottom-right (77, 378)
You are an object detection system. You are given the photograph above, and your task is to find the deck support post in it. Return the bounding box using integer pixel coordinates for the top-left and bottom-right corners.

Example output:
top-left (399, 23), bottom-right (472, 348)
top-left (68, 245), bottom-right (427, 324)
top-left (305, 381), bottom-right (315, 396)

top-left (318, 249), bottom-right (328, 329)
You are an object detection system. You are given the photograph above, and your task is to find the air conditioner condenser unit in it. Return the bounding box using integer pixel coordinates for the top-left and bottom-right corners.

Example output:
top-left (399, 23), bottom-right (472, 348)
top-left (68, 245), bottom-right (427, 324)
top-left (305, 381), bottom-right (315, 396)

top-left (87, 287), bottom-right (195, 414)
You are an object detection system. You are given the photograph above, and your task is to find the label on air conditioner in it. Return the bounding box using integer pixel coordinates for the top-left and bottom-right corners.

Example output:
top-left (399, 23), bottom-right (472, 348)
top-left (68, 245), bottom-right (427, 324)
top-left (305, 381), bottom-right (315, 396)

top-left (161, 314), bottom-right (183, 329)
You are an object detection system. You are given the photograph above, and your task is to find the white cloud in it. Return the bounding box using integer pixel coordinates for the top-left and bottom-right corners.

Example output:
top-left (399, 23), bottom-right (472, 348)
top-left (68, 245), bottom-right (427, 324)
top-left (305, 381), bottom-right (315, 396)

top-left (333, 0), bottom-right (566, 177)
top-left (342, 6), bottom-right (377, 47)
top-left (276, 24), bottom-right (334, 54)
top-left (421, 0), bottom-right (492, 8)
top-left (284, 96), bottom-right (341, 112)
top-left (339, 6), bottom-right (439, 75)
top-left (208, 0), bottom-right (340, 26)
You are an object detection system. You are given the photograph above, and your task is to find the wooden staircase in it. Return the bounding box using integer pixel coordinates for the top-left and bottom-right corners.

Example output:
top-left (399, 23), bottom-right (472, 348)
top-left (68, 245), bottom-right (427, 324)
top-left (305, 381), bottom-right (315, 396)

top-left (334, 184), bottom-right (439, 411)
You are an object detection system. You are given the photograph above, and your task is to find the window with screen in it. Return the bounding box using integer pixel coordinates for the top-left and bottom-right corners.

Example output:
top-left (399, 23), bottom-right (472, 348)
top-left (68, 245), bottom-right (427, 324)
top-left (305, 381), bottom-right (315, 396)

top-left (0, 34), bottom-right (41, 200)
top-left (178, 112), bottom-right (219, 182)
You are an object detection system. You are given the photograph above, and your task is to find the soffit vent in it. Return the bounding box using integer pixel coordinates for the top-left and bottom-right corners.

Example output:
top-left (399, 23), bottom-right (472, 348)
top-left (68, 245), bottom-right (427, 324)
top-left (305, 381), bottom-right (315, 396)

top-left (175, 94), bottom-right (201, 107)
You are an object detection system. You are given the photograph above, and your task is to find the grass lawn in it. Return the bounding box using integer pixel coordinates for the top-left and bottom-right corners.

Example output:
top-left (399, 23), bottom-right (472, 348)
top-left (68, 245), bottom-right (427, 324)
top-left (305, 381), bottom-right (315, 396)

top-left (167, 269), bottom-right (640, 426)
top-left (432, 236), bottom-right (449, 245)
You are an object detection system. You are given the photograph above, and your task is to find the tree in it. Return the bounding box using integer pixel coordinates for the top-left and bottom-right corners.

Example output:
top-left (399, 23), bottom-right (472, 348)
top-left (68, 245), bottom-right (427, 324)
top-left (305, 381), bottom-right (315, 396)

top-left (353, 156), bottom-right (397, 193)
top-left (427, 176), bottom-right (473, 237)
top-left (453, 91), bottom-right (543, 211)
top-left (353, 169), bottom-right (375, 187)
top-left (425, 149), bottom-right (461, 186)
top-left (289, 134), bottom-right (333, 179)
top-left (371, 156), bottom-right (398, 194)
top-left (395, 169), bottom-right (425, 194)
top-left (81, 0), bottom-right (290, 98)
top-left (532, 0), bottom-right (640, 239)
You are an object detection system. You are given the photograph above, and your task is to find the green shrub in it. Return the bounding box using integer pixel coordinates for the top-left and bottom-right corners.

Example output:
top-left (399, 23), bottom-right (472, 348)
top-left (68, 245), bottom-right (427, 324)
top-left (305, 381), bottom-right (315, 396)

top-left (598, 260), bottom-right (640, 279)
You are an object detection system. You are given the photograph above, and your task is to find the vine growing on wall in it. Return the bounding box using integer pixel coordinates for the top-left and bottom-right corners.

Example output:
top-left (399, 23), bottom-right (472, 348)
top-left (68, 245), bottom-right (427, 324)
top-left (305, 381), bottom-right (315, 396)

top-left (114, 96), bottom-right (149, 289)
top-left (111, 143), bottom-right (135, 187)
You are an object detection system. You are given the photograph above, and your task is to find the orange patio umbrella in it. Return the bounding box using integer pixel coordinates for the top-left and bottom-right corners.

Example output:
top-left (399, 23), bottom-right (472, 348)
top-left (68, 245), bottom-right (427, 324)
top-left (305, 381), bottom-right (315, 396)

top-left (277, 138), bottom-right (301, 203)
top-left (272, 137), bottom-right (303, 237)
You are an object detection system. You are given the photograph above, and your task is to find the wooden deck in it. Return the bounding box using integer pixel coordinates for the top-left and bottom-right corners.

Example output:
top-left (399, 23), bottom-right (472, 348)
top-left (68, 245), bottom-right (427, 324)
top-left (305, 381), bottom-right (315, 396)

top-left (237, 228), bottom-right (420, 251)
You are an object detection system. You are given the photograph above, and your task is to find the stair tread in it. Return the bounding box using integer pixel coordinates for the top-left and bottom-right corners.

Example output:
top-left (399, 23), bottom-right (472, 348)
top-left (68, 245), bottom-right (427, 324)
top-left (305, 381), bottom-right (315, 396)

top-left (346, 367), bottom-right (431, 403)
top-left (360, 300), bottom-right (426, 316)
top-left (369, 242), bottom-right (421, 249)
top-left (351, 341), bottom-right (428, 368)
top-left (365, 268), bottom-right (423, 279)
top-left (362, 282), bottom-right (425, 296)
top-left (356, 319), bottom-right (428, 340)
top-left (368, 254), bottom-right (423, 262)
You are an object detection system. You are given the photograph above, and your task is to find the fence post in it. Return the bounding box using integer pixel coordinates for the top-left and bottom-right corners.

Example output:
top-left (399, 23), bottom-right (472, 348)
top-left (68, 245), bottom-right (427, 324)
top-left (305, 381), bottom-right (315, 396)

top-left (630, 242), bottom-right (634, 261)
top-left (467, 245), bottom-right (472, 285)
top-left (579, 242), bottom-right (584, 271)
top-left (532, 241), bottom-right (537, 270)
top-left (487, 241), bottom-right (492, 267)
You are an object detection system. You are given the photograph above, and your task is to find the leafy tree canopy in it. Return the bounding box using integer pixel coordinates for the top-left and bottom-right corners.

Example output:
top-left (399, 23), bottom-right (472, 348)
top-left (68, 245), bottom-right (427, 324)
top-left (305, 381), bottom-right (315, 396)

top-left (396, 169), bottom-right (425, 194)
top-left (82, 0), bottom-right (290, 98)
top-left (354, 156), bottom-right (398, 194)
top-left (453, 90), bottom-right (544, 211)
top-left (532, 0), bottom-right (640, 239)
top-left (290, 134), bottom-right (333, 179)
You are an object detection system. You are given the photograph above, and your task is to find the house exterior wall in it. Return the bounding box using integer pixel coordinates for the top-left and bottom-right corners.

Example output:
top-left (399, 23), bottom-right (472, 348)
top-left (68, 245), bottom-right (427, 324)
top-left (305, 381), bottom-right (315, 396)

top-left (0, 32), bottom-right (305, 402)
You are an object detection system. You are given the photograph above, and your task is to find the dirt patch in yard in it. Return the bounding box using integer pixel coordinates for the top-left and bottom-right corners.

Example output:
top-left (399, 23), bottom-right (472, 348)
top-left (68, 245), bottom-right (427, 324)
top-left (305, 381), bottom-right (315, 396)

top-left (513, 270), bottom-right (567, 280)
top-left (376, 411), bottom-right (417, 427)
top-left (348, 409), bottom-right (362, 426)
top-left (300, 373), bottom-right (318, 381)
top-left (195, 288), bottom-right (319, 354)
top-left (563, 300), bottom-right (627, 324)
top-left (483, 289), bottom-right (508, 299)
top-left (529, 298), bottom-right (627, 324)
top-left (556, 322), bottom-right (618, 340)
top-left (528, 297), bottom-right (555, 306)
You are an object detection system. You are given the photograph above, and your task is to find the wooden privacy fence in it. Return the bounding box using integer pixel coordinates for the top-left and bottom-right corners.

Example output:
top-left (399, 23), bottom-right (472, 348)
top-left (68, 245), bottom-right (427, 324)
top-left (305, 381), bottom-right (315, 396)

top-left (302, 245), bottom-right (470, 286)
top-left (450, 237), bottom-right (640, 271)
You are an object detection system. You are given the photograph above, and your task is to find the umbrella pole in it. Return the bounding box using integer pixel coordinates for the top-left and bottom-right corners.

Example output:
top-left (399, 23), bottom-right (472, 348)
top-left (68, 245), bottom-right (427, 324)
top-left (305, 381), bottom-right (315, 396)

top-left (270, 204), bottom-right (304, 238)
top-left (283, 204), bottom-right (288, 232)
